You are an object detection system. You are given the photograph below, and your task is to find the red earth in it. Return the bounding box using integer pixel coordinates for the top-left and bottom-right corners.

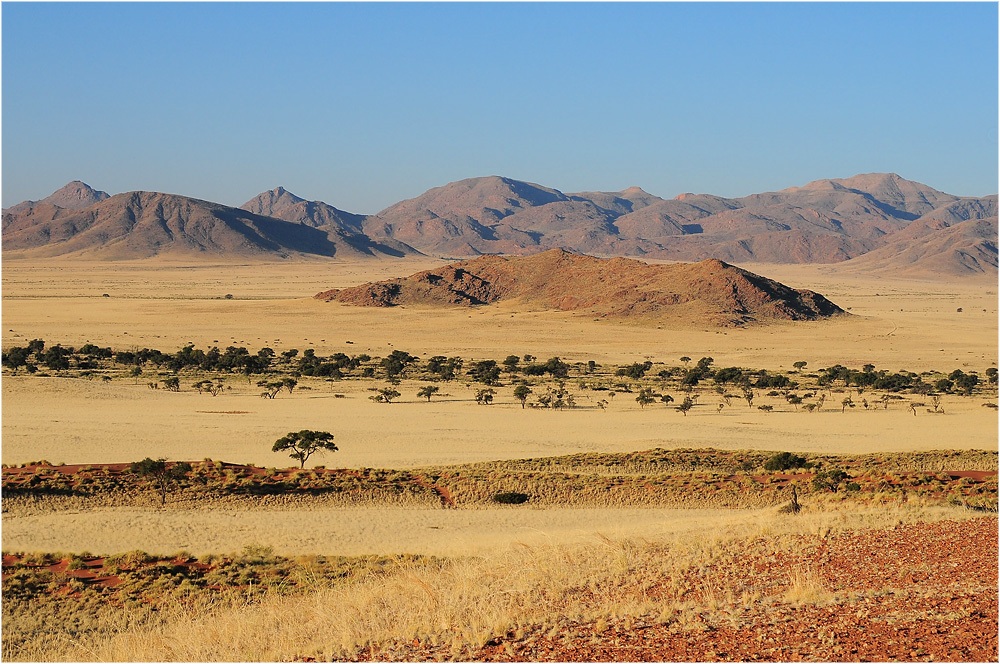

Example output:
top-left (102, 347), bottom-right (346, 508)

top-left (345, 517), bottom-right (998, 662)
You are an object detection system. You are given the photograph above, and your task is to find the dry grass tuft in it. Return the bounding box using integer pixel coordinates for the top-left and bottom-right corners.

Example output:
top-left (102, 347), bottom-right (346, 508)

top-left (16, 501), bottom-right (984, 662)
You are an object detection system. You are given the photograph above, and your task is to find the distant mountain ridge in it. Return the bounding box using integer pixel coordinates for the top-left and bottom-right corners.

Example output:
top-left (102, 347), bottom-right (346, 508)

top-left (240, 186), bottom-right (366, 232)
top-left (359, 172), bottom-right (994, 264)
top-left (3, 181), bottom-right (109, 215)
top-left (1, 190), bottom-right (413, 260)
top-left (3, 175), bottom-right (995, 273)
top-left (837, 216), bottom-right (998, 278)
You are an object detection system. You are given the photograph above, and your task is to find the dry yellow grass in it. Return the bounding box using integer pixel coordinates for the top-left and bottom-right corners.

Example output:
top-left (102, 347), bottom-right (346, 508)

top-left (3, 257), bottom-right (996, 370)
top-left (2, 258), bottom-right (995, 471)
top-left (18, 501), bottom-right (986, 662)
top-left (2, 372), bottom-right (994, 469)
top-left (2, 257), bottom-right (996, 562)
top-left (1, 505), bottom-right (743, 558)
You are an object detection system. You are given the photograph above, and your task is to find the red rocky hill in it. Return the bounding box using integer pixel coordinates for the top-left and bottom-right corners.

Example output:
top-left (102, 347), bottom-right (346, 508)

top-left (315, 249), bottom-right (844, 326)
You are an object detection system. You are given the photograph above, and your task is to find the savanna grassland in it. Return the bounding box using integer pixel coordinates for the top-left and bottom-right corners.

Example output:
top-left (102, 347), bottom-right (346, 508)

top-left (2, 257), bottom-right (997, 661)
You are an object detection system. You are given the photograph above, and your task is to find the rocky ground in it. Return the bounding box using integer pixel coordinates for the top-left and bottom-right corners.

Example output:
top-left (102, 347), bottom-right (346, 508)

top-left (349, 516), bottom-right (998, 662)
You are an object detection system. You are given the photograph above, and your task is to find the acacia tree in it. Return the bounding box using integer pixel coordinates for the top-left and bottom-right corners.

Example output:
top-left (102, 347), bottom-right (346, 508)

top-left (130, 458), bottom-right (192, 506)
top-left (513, 384), bottom-right (532, 409)
top-left (635, 388), bottom-right (657, 409)
top-left (1, 347), bottom-right (30, 373)
top-left (258, 380), bottom-right (285, 399)
top-left (417, 385), bottom-right (440, 402)
top-left (272, 430), bottom-right (338, 469)
top-left (676, 396), bottom-right (694, 416)
top-left (370, 387), bottom-right (401, 403)
top-left (193, 380), bottom-right (223, 396)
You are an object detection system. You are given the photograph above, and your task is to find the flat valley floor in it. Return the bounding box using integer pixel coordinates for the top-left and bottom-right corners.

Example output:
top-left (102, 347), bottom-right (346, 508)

top-left (2, 257), bottom-right (997, 555)
top-left (1, 257), bottom-right (997, 662)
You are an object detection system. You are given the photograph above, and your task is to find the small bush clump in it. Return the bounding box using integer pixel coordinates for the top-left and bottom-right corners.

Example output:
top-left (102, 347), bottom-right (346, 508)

top-left (492, 492), bottom-right (530, 505)
top-left (764, 452), bottom-right (810, 472)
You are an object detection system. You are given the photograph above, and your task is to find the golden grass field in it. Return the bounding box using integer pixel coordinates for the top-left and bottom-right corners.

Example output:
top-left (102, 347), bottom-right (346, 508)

top-left (8, 500), bottom-right (991, 662)
top-left (2, 257), bottom-right (997, 555)
top-left (1, 504), bottom-right (745, 558)
top-left (2, 257), bottom-right (996, 370)
top-left (2, 256), bottom-right (997, 661)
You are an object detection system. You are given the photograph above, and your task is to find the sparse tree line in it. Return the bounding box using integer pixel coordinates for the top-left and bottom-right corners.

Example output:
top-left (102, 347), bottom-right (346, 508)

top-left (2, 339), bottom-right (997, 414)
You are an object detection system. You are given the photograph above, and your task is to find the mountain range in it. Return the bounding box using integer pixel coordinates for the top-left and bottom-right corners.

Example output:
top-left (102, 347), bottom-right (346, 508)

top-left (3, 174), bottom-right (996, 275)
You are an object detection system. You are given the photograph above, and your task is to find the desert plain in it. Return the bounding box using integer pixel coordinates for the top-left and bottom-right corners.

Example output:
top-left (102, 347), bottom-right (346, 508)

top-left (2, 256), bottom-right (997, 661)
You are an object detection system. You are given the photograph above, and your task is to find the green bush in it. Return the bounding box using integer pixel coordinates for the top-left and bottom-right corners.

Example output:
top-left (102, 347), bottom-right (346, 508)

top-left (764, 452), bottom-right (809, 472)
top-left (492, 492), bottom-right (530, 505)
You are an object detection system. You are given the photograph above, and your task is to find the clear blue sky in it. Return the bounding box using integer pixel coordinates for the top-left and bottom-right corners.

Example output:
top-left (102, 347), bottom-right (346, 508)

top-left (3, 2), bottom-right (997, 214)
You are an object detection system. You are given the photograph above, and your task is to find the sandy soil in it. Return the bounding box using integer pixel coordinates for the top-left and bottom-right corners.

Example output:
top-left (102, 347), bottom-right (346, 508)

top-left (0, 505), bottom-right (746, 558)
top-left (1, 373), bottom-right (996, 469)
top-left (2, 258), bottom-right (996, 468)
top-left (2, 258), bottom-right (996, 371)
top-left (2, 257), bottom-right (996, 564)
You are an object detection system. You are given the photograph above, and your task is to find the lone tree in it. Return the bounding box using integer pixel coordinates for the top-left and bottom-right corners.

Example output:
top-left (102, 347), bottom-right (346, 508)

top-left (130, 457), bottom-right (192, 506)
top-left (193, 380), bottom-right (223, 396)
top-left (513, 384), bottom-right (532, 409)
top-left (676, 396), bottom-right (694, 416)
top-left (370, 387), bottom-right (401, 403)
top-left (272, 430), bottom-right (338, 469)
top-left (258, 380), bottom-right (286, 399)
top-left (417, 385), bottom-right (440, 402)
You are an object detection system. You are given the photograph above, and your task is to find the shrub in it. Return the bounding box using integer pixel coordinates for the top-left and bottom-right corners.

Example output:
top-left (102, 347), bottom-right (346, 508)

top-left (764, 452), bottom-right (809, 472)
top-left (107, 550), bottom-right (153, 569)
top-left (493, 492), bottom-right (530, 505)
top-left (240, 544), bottom-right (276, 564)
top-left (812, 468), bottom-right (850, 492)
